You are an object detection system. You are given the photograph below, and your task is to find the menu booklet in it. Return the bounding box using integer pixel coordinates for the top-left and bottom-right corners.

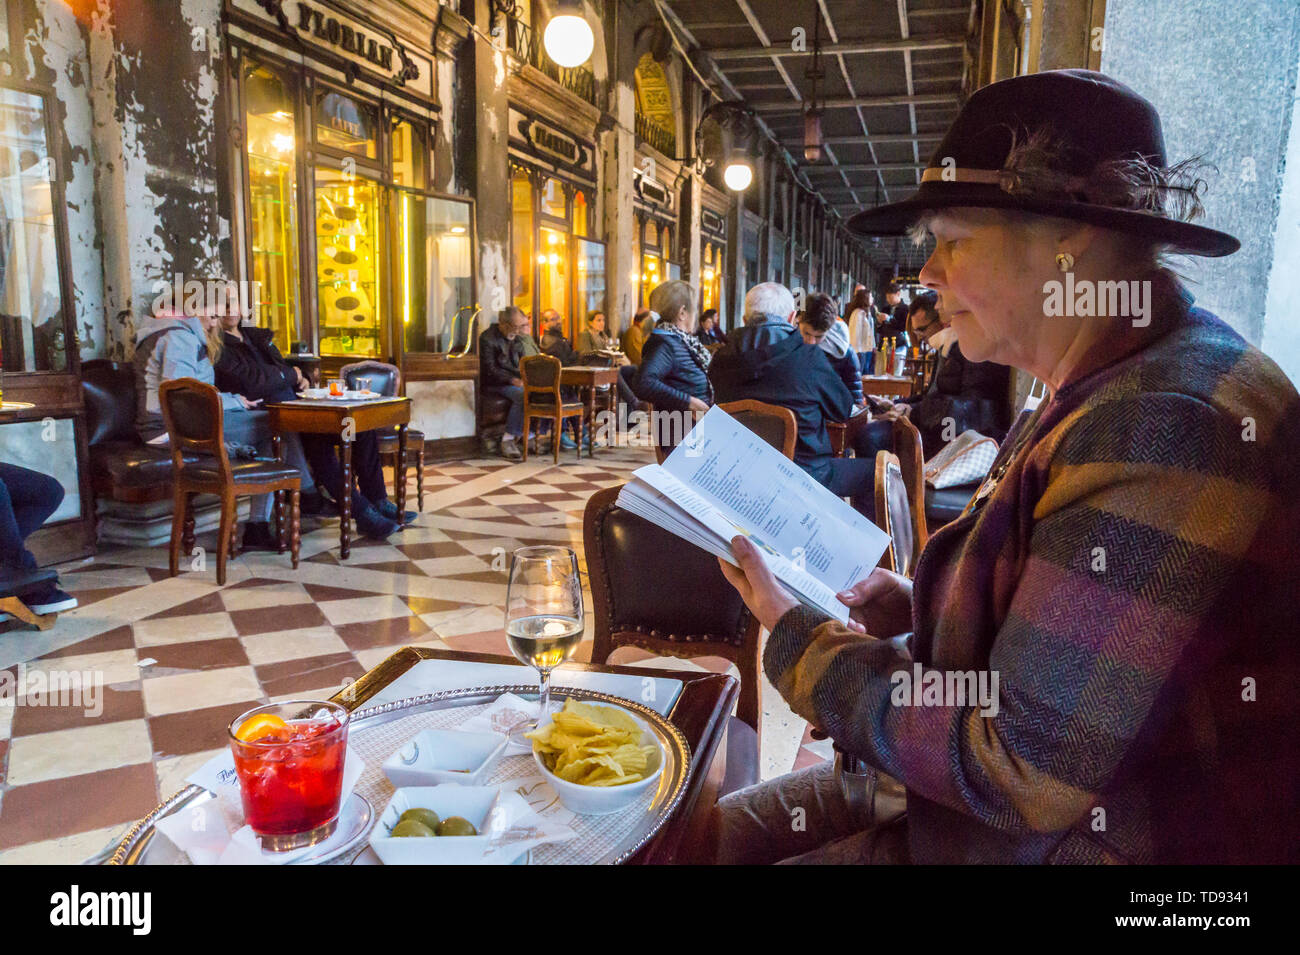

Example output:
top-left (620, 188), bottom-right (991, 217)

top-left (616, 406), bottom-right (891, 623)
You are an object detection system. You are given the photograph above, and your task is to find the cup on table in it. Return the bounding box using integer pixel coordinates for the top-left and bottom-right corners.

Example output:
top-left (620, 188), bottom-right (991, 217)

top-left (327, 378), bottom-right (345, 398)
top-left (228, 700), bottom-right (350, 851)
top-left (355, 376), bottom-right (372, 396)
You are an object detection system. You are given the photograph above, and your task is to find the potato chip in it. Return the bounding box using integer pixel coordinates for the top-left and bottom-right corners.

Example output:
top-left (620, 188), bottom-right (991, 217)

top-left (526, 699), bottom-right (659, 786)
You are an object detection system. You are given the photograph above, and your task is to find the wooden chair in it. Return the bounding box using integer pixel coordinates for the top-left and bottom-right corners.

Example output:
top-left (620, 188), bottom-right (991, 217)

top-left (520, 354), bottom-right (585, 464)
top-left (340, 360), bottom-right (424, 511)
top-left (874, 451), bottom-right (919, 575)
top-left (889, 414), bottom-right (928, 554)
top-left (651, 400), bottom-right (795, 464)
top-left (584, 485), bottom-right (763, 771)
top-left (0, 567), bottom-right (59, 631)
top-left (159, 379), bottom-right (302, 585)
top-left (717, 399), bottom-right (797, 459)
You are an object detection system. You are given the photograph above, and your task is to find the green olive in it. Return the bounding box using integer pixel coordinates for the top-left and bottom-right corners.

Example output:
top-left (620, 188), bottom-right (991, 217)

top-left (436, 816), bottom-right (477, 837)
top-left (390, 818), bottom-right (436, 838)
top-left (398, 808), bottom-right (441, 831)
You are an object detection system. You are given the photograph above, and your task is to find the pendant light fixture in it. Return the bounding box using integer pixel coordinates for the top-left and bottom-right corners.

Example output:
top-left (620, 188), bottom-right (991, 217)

top-left (804, 11), bottom-right (824, 163)
top-left (543, 0), bottom-right (595, 69)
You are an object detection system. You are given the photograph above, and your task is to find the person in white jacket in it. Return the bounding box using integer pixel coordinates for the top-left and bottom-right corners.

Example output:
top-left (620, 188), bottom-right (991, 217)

top-left (845, 286), bottom-right (876, 354)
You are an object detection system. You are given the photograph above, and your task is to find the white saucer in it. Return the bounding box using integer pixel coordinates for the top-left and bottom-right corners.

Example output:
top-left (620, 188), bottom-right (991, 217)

top-left (285, 792), bottom-right (373, 865)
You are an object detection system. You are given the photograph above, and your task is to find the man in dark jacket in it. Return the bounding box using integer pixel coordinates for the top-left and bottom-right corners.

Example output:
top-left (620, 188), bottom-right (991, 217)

top-left (213, 318), bottom-right (404, 540)
top-left (894, 292), bottom-right (1012, 455)
top-left (709, 283), bottom-right (874, 515)
top-left (538, 309), bottom-right (580, 365)
top-left (479, 306), bottom-right (529, 459)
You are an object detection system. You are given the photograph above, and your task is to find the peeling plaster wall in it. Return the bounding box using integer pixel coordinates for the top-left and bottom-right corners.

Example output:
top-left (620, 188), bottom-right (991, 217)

top-left (102, 0), bottom-right (229, 357)
top-left (23, 0), bottom-right (231, 361)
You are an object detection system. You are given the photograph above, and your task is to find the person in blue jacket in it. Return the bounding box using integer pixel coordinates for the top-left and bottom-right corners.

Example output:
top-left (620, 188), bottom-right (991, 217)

top-left (632, 280), bottom-right (713, 450)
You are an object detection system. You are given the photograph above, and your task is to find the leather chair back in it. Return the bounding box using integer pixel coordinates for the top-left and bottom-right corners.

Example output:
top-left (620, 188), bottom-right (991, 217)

top-left (520, 353), bottom-right (561, 394)
top-left (585, 485), bottom-right (753, 647)
top-left (874, 451), bottom-right (916, 576)
top-left (340, 360), bottom-right (400, 397)
top-left (158, 379), bottom-right (229, 477)
top-left (81, 359), bottom-right (138, 447)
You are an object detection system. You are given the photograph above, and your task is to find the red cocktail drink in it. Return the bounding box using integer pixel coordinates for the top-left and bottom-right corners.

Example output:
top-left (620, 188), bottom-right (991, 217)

top-left (228, 700), bottom-right (350, 850)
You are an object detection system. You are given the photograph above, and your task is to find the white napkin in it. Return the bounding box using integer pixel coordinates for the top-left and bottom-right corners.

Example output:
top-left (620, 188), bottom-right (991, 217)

top-left (155, 746), bottom-right (364, 865)
top-left (456, 692), bottom-right (540, 756)
top-left (478, 788), bottom-right (575, 861)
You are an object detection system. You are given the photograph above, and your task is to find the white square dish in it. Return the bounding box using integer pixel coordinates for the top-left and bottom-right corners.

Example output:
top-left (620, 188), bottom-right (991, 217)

top-left (382, 729), bottom-right (509, 788)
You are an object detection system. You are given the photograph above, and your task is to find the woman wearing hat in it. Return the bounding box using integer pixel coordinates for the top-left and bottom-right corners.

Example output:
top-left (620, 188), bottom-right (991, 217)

top-left (712, 70), bottom-right (1299, 864)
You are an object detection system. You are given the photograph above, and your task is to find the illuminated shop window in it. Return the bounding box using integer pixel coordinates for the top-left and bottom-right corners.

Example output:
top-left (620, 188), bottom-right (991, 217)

top-left (315, 168), bottom-right (382, 358)
top-left (242, 62), bottom-right (300, 353)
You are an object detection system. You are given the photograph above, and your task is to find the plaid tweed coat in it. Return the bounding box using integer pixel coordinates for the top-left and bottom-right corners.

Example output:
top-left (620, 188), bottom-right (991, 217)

top-left (766, 277), bottom-right (1300, 863)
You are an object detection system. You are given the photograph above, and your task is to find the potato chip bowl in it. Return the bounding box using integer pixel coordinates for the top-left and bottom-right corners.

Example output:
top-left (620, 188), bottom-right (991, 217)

top-left (531, 704), bottom-right (665, 816)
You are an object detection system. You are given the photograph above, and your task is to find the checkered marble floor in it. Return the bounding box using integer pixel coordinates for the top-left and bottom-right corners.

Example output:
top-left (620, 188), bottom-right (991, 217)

top-left (0, 442), bottom-right (823, 863)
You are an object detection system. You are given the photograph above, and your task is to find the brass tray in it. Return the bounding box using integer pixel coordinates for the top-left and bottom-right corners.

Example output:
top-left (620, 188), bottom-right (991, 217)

top-left (107, 685), bottom-right (692, 866)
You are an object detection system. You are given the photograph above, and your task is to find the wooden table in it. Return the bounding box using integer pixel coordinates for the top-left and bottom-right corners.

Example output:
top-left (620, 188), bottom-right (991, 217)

top-left (265, 396), bottom-right (410, 560)
top-left (861, 374), bottom-right (914, 398)
top-left (560, 365), bottom-right (619, 450)
top-left (335, 646), bottom-right (739, 865)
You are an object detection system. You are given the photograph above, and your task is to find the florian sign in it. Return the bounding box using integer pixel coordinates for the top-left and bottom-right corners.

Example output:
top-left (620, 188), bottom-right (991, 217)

top-left (508, 108), bottom-right (596, 180)
top-left (294, 2), bottom-right (394, 72)
top-left (236, 0), bottom-right (433, 99)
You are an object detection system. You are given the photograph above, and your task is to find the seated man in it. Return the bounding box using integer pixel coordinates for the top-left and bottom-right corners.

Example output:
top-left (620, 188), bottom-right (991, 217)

top-left (709, 283), bottom-right (873, 516)
top-left (798, 292), bottom-right (865, 411)
top-left (0, 463), bottom-right (78, 616)
top-left (479, 306), bottom-right (529, 460)
top-left (538, 309), bottom-right (580, 366)
top-left (214, 312), bottom-right (407, 541)
top-left (862, 292), bottom-right (1012, 460)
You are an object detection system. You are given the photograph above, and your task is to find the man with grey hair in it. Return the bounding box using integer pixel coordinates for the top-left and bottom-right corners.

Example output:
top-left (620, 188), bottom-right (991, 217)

top-left (743, 282), bottom-right (798, 325)
top-left (710, 283), bottom-right (876, 516)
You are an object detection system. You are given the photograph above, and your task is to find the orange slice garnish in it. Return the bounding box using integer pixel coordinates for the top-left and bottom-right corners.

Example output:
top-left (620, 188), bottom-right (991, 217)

top-left (235, 713), bottom-right (290, 743)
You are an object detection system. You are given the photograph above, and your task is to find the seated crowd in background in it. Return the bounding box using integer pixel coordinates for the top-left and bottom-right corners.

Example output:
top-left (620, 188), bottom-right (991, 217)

top-left (133, 294), bottom-right (405, 547)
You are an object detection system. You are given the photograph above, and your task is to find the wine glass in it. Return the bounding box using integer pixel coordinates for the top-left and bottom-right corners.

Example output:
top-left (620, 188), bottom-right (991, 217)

top-left (504, 546), bottom-right (584, 740)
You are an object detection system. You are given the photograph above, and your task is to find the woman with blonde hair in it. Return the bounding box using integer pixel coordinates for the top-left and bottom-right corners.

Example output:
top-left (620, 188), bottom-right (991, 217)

top-left (133, 281), bottom-right (316, 549)
top-left (714, 69), bottom-right (1299, 864)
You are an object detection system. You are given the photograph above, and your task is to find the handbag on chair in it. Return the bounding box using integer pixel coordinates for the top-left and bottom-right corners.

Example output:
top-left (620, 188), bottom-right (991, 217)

top-left (923, 429), bottom-right (999, 489)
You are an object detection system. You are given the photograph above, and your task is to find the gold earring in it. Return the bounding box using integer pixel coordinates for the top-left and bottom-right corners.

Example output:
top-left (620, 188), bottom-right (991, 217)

top-left (1056, 252), bottom-right (1075, 272)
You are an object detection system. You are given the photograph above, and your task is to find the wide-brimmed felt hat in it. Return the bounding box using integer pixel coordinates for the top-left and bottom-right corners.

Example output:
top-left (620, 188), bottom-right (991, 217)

top-left (847, 69), bottom-right (1239, 257)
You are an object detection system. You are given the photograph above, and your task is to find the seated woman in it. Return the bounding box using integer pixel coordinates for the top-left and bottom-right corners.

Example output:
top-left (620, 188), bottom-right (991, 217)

top-left (631, 281), bottom-right (712, 450)
top-left (133, 298), bottom-right (314, 550)
top-left (713, 70), bottom-right (1299, 864)
top-left (213, 310), bottom-right (408, 539)
top-left (0, 463), bottom-right (77, 615)
top-left (575, 310), bottom-right (613, 357)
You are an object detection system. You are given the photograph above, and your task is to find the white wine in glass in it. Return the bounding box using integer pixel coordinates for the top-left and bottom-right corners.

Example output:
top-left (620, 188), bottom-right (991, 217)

top-left (504, 546), bottom-right (584, 735)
